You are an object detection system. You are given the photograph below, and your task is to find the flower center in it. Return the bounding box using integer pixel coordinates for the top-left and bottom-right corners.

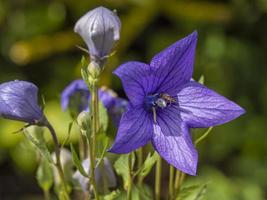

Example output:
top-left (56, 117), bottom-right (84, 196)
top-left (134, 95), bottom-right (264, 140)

top-left (144, 93), bottom-right (176, 111)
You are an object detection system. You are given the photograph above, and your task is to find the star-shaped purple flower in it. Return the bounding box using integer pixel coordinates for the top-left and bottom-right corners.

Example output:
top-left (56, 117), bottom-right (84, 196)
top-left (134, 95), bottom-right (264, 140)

top-left (108, 31), bottom-right (245, 175)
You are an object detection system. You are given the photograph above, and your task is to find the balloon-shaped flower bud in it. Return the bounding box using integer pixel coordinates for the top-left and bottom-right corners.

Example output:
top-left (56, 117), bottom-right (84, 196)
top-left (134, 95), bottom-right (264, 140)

top-left (74, 6), bottom-right (121, 63)
top-left (73, 158), bottom-right (116, 193)
top-left (52, 148), bottom-right (73, 185)
top-left (61, 79), bottom-right (90, 117)
top-left (77, 111), bottom-right (91, 133)
top-left (99, 86), bottom-right (128, 126)
top-left (61, 80), bottom-right (128, 125)
top-left (0, 80), bottom-right (44, 124)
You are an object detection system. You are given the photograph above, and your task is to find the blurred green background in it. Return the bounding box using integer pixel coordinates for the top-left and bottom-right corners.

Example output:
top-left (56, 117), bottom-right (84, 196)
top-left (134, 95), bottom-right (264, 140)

top-left (0, 0), bottom-right (266, 199)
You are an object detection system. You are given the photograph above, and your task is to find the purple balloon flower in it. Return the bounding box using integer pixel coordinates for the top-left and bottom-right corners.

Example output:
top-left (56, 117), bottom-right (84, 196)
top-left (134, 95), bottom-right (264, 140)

top-left (108, 31), bottom-right (245, 175)
top-left (0, 80), bottom-right (44, 124)
top-left (99, 87), bottom-right (129, 126)
top-left (61, 79), bottom-right (89, 113)
top-left (61, 80), bottom-right (128, 125)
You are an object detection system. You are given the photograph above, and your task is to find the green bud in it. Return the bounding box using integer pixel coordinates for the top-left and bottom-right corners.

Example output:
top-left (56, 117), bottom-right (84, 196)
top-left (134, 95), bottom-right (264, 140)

top-left (77, 111), bottom-right (91, 132)
top-left (88, 61), bottom-right (101, 79)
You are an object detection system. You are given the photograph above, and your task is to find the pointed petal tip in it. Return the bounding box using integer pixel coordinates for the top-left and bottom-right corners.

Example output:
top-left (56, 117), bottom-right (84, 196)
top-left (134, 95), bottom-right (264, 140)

top-left (189, 30), bottom-right (198, 43)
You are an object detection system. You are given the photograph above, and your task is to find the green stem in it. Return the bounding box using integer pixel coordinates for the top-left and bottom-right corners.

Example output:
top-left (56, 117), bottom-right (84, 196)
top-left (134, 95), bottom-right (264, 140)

top-left (45, 121), bottom-right (69, 200)
top-left (194, 127), bottom-right (213, 146)
top-left (137, 148), bottom-right (143, 185)
top-left (127, 153), bottom-right (132, 200)
top-left (174, 170), bottom-right (186, 197)
top-left (88, 79), bottom-right (99, 200)
top-left (155, 156), bottom-right (162, 200)
top-left (168, 165), bottom-right (175, 200)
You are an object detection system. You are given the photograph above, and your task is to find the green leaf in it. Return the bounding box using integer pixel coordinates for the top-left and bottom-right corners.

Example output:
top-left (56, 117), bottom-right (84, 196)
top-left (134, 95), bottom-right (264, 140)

top-left (198, 75), bottom-right (205, 84)
top-left (62, 121), bottom-right (73, 147)
top-left (80, 56), bottom-right (90, 87)
top-left (99, 101), bottom-right (109, 132)
top-left (176, 184), bottom-right (208, 200)
top-left (95, 130), bottom-right (109, 158)
top-left (114, 154), bottom-right (129, 189)
top-left (194, 184), bottom-right (207, 200)
top-left (36, 157), bottom-right (53, 191)
top-left (81, 56), bottom-right (87, 68)
top-left (135, 185), bottom-right (153, 200)
top-left (103, 185), bottom-right (152, 200)
top-left (70, 143), bottom-right (88, 177)
top-left (138, 152), bottom-right (159, 178)
top-left (95, 136), bottom-right (109, 168)
top-left (103, 190), bottom-right (122, 200)
top-left (23, 128), bottom-right (53, 163)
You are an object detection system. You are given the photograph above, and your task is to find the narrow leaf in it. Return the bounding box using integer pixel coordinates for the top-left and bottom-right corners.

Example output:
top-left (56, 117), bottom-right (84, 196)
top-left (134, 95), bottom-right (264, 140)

top-left (136, 152), bottom-right (159, 178)
top-left (36, 157), bottom-right (53, 191)
top-left (23, 128), bottom-right (53, 163)
top-left (61, 121), bottom-right (73, 147)
top-left (176, 184), bottom-right (208, 200)
top-left (99, 101), bottom-right (109, 132)
top-left (70, 143), bottom-right (88, 177)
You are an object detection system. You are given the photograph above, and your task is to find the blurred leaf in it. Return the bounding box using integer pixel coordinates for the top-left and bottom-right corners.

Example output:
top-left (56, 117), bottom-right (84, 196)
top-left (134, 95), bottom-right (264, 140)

top-left (176, 184), bottom-right (207, 200)
top-left (95, 136), bottom-right (109, 168)
top-left (61, 121), bottom-right (73, 147)
top-left (114, 154), bottom-right (129, 189)
top-left (103, 190), bottom-right (122, 200)
top-left (36, 157), bottom-right (53, 191)
top-left (135, 184), bottom-right (153, 200)
top-left (103, 185), bottom-right (152, 200)
top-left (198, 75), bottom-right (205, 84)
top-left (23, 128), bottom-right (53, 163)
top-left (81, 56), bottom-right (90, 87)
top-left (136, 152), bottom-right (159, 178)
top-left (70, 143), bottom-right (88, 177)
top-left (99, 101), bottom-right (109, 132)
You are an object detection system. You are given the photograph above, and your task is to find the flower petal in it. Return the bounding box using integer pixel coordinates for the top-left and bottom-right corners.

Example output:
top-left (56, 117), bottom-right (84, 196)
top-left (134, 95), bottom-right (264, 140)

top-left (150, 31), bottom-right (198, 96)
top-left (108, 107), bottom-right (152, 153)
top-left (61, 79), bottom-right (89, 111)
top-left (177, 81), bottom-right (245, 128)
top-left (0, 80), bottom-right (43, 123)
top-left (152, 109), bottom-right (197, 175)
top-left (114, 61), bottom-right (154, 106)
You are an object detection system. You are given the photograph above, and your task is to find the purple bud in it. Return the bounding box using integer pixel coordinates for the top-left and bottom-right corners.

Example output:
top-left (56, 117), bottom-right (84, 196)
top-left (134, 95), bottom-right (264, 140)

top-left (0, 80), bottom-right (44, 124)
top-left (61, 80), bottom-right (128, 125)
top-left (52, 148), bottom-right (73, 185)
top-left (74, 6), bottom-right (121, 62)
top-left (60, 79), bottom-right (89, 114)
top-left (98, 86), bottom-right (117, 109)
top-left (73, 157), bottom-right (116, 193)
top-left (109, 98), bottom-right (128, 126)
top-left (99, 86), bottom-right (128, 126)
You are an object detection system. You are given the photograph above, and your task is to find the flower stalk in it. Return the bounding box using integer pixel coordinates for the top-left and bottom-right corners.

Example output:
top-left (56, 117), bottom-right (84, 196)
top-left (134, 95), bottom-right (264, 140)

top-left (168, 165), bottom-right (175, 200)
top-left (127, 153), bottom-right (133, 200)
top-left (88, 75), bottom-right (100, 200)
top-left (174, 170), bottom-right (186, 197)
top-left (137, 148), bottom-right (143, 185)
top-left (45, 121), bottom-right (69, 200)
top-left (155, 156), bottom-right (162, 200)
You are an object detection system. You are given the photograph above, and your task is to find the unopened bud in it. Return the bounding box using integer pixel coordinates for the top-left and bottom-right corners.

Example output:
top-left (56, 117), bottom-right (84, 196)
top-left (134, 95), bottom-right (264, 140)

top-left (74, 6), bottom-right (121, 64)
top-left (77, 111), bottom-right (91, 132)
top-left (88, 61), bottom-right (101, 78)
